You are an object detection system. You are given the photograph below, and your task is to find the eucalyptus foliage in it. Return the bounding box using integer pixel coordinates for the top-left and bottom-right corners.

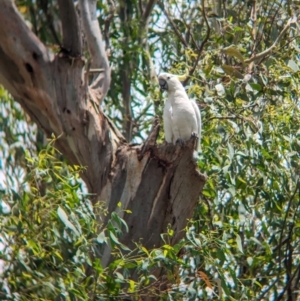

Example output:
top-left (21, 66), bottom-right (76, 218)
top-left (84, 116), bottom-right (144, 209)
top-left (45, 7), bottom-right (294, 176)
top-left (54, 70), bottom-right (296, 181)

top-left (0, 142), bottom-right (207, 300)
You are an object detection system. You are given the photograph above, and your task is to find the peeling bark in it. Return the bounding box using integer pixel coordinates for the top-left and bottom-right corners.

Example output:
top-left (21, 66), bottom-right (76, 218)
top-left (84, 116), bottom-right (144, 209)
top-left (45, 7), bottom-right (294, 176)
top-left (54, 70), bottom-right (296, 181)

top-left (0, 0), bottom-right (206, 270)
top-left (101, 124), bottom-right (206, 265)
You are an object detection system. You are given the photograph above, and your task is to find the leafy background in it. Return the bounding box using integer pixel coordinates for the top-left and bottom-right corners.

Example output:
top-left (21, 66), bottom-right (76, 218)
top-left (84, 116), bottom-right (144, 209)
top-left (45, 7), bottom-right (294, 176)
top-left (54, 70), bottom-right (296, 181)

top-left (1, 0), bottom-right (300, 300)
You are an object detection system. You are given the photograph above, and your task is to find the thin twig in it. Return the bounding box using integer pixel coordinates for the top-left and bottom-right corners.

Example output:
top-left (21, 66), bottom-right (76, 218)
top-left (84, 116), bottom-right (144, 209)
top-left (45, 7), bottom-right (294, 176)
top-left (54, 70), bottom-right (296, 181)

top-left (183, 0), bottom-right (211, 86)
top-left (116, 276), bottom-right (169, 299)
top-left (87, 68), bottom-right (105, 73)
top-left (291, 265), bottom-right (300, 300)
top-left (203, 114), bottom-right (259, 131)
top-left (277, 264), bottom-right (300, 301)
top-left (265, 0), bottom-right (284, 47)
top-left (203, 115), bottom-right (241, 123)
top-left (189, 27), bottom-right (199, 49)
top-left (157, 0), bottom-right (188, 47)
top-left (181, 6), bottom-right (198, 47)
top-left (278, 180), bottom-right (299, 275)
top-left (250, 0), bottom-right (257, 52)
top-left (104, 0), bottom-right (115, 50)
top-left (245, 17), bottom-right (297, 64)
top-left (255, 278), bottom-right (279, 301)
top-left (277, 35), bottom-right (300, 53)
top-left (272, 237), bottom-right (289, 253)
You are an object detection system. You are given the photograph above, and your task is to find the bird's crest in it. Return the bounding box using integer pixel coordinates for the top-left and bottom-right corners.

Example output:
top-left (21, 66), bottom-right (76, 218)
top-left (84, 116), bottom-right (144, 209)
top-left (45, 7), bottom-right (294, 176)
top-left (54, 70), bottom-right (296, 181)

top-left (175, 69), bottom-right (189, 82)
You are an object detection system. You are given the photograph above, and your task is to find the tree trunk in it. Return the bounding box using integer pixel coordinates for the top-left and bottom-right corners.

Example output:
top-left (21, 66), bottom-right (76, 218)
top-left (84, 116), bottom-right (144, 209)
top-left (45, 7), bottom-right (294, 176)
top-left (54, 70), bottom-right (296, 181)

top-left (0, 0), bottom-right (206, 267)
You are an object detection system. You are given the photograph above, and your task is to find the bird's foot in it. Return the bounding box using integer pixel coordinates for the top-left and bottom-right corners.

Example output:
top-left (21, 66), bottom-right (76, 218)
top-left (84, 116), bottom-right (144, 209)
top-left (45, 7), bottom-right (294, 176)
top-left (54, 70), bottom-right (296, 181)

top-left (191, 132), bottom-right (199, 139)
top-left (176, 138), bottom-right (185, 147)
top-left (190, 133), bottom-right (200, 153)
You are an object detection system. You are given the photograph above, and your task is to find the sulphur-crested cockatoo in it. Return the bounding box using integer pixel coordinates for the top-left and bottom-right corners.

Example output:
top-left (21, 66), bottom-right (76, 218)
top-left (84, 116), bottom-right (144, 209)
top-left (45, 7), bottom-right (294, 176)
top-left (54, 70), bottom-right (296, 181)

top-left (158, 72), bottom-right (201, 150)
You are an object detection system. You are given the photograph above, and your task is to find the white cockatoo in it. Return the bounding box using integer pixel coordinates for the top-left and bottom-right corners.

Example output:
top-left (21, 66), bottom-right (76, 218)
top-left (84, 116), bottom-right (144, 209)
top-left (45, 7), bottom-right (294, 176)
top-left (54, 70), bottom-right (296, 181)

top-left (158, 72), bottom-right (201, 150)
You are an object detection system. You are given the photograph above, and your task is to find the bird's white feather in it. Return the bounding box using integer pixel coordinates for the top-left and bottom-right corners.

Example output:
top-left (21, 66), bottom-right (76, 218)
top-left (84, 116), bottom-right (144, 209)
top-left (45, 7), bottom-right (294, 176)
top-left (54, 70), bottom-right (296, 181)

top-left (159, 72), bottom-right (201, 151)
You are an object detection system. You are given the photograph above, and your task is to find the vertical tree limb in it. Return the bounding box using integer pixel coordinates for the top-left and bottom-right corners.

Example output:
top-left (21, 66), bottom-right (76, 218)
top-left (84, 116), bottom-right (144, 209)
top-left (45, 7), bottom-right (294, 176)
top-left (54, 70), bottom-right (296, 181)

top-left (141, 0), bottom-right (158, 28)
top-left (118, 0), bottom-right (134, 142)
top-left (57, 0), bottom-right (82, 56)
top-left (78, 0), bottom-right (111, 102)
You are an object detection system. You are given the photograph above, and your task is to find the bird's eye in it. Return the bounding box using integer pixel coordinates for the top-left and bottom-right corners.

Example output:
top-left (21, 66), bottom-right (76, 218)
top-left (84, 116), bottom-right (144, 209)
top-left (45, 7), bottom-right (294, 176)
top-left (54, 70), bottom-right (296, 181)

top-left (167, 76), bottom-right (170, 80)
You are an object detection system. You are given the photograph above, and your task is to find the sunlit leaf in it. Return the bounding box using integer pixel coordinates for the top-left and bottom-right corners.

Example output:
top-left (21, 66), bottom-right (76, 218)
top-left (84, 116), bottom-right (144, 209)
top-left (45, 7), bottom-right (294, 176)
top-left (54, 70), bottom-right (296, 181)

top-left (57, 206), bottom-right (80, 236)
top-left (96, 231), bottom-right (107, 244)
top-left (247, 257), bottom-right (253, 266)
top-left (236, 234), bottom-right (244, 253)
top-left (287, 59), bottom-right (299, 72)
top-left (222, 64), bottom-right (244, 79)
top-left (222, 45), bottom-right (245, 64)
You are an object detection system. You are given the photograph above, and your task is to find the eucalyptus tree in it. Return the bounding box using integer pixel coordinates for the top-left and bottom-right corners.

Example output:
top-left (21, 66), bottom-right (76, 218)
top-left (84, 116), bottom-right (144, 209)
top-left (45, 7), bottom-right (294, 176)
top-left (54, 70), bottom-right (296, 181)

top-left (1, 0), bottom-right (300, 300)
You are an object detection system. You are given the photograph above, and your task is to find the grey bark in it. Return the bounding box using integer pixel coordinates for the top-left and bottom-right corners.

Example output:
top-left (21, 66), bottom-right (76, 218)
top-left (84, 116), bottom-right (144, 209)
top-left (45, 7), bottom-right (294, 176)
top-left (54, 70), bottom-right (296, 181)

top-left (0, 0), bottom-right (206, 272)
top-left (58, 0), bottom-right (82, 55)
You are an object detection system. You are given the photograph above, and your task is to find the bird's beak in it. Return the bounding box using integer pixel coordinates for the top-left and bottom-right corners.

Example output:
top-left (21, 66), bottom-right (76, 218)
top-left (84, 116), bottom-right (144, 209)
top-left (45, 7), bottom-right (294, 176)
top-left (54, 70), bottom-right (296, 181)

top-left (159, 78), bottom-right (168, 91)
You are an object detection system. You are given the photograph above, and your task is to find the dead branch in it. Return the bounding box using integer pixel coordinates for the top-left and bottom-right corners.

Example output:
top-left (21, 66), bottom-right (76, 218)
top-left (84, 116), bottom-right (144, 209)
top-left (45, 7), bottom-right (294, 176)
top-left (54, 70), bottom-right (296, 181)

top-left (57, 0), bottom-right (82, 56)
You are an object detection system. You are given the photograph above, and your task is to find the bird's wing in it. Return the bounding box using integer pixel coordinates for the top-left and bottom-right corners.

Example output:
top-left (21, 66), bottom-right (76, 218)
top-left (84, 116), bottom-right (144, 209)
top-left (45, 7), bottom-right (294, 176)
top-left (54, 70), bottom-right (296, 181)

top-left (191, 100), bottom-right (201, 151)
top-left (191, 99), bottom-right (201, 138)
top-left (163, 99), bottom-right (173, 143)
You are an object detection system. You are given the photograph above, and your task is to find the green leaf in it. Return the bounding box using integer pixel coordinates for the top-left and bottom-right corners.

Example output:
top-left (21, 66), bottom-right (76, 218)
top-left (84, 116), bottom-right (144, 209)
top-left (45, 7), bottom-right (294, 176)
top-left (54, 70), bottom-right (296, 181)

top-left (228, 142), bottom-right (234, 160)
top-left (222, 64), bottom-right (244, 79)
top-left (247, 257), bottom-right (253, 266)
top-left (287, 60), bottom-right (299, 72)
top-left (250, 83), bottom-right (262, 91)
top-left (115, 272), bottom-right (124, 282)
top-left (128, 280), bottom-right (136, 293)
top-left (96, 231), bottom-right (107, 244)
top-left (220, 275), bottom-right (231, 296)
top-left (119, 242), bottom-right (131, 251)
top-left (141, 246), bottom-right (150, 256)
top-left (109, 231), bottom-right (120, 246)
top-left (215, 83), bottom-right (225, 96)
top-left (57, 206), bottom-right (80, 236)
top-left (250, 237), bottom-right (263, 247)
top-left (222, 45), bottom-right (245, 64)
top-left (236, 234), bottom-right (244, 253)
